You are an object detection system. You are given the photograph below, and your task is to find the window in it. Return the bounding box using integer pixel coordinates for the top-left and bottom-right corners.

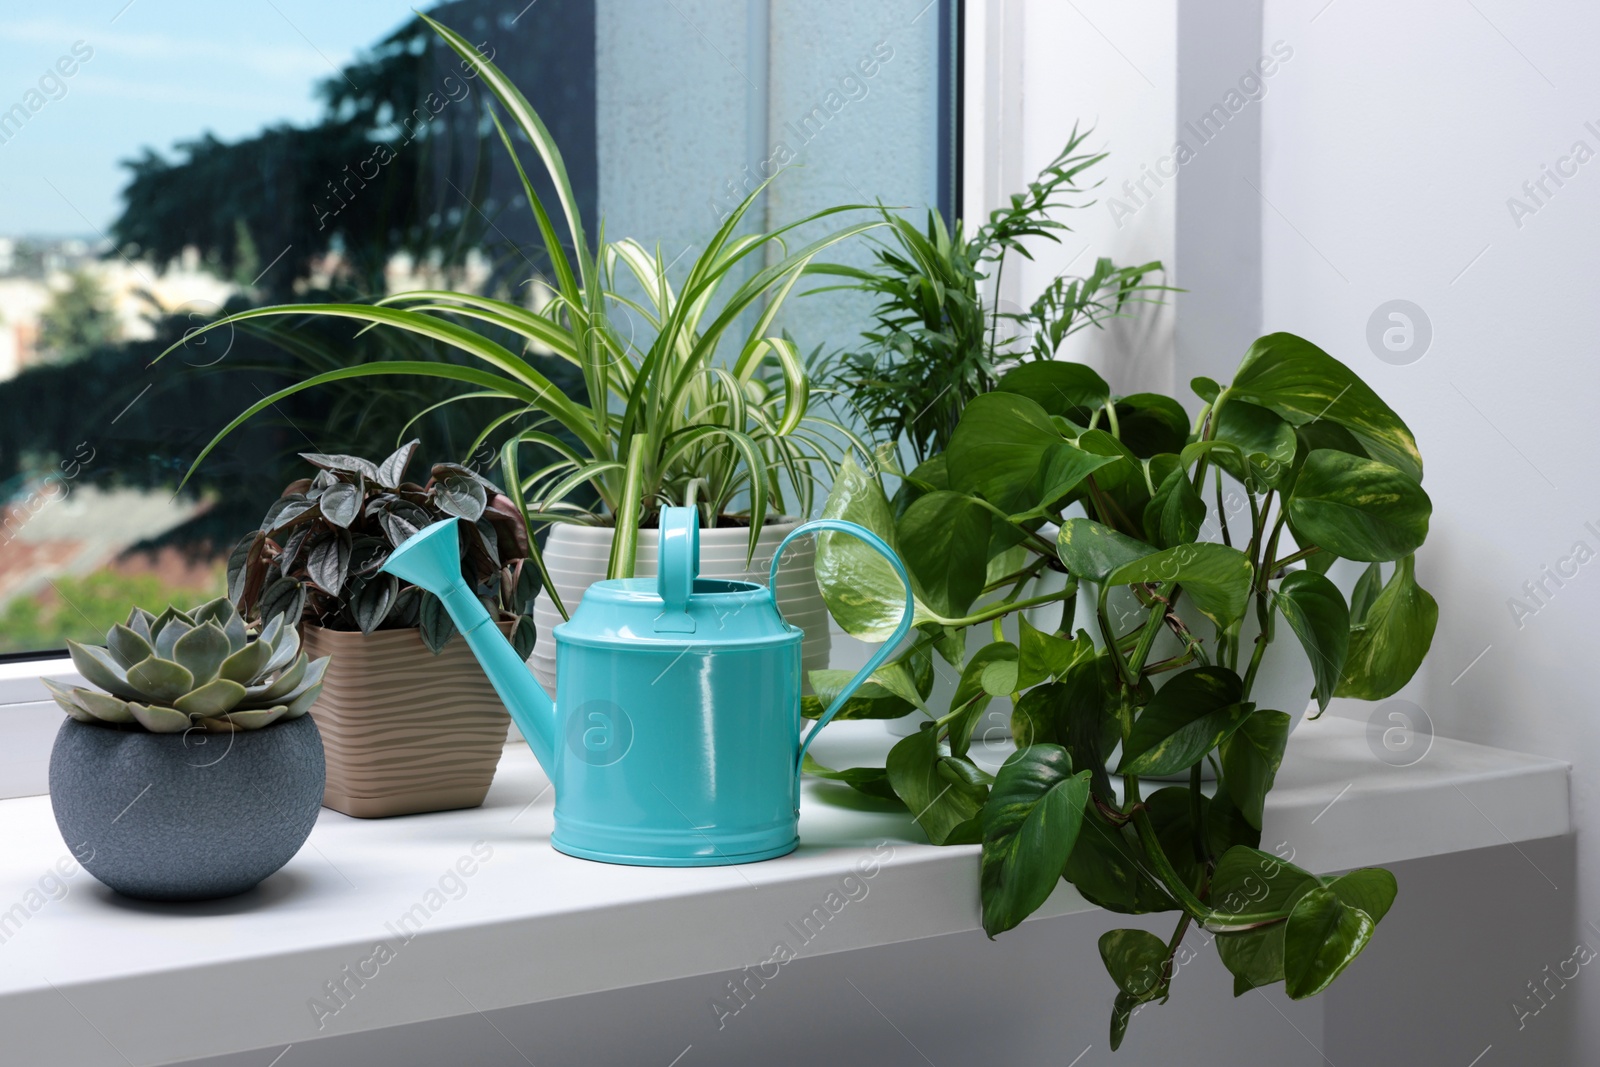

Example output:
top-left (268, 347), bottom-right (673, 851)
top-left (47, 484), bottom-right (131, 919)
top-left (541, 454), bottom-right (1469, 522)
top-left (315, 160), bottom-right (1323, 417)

top-left (0, 0), bottom-right (958, 659)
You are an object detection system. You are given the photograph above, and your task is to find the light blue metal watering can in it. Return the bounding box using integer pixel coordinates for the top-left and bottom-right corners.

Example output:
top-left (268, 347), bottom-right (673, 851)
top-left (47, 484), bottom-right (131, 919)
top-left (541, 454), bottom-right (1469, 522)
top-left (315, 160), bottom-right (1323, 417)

top-left (380, 507), bottom-right (913, 866)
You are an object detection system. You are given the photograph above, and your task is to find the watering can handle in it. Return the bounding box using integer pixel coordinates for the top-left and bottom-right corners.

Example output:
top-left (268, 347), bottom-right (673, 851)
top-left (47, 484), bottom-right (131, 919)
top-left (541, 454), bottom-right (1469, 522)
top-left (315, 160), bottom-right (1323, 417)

top-left (770, 519), bottom-right (915, 780)
top-left (656, 506), bottom-right (701, 633)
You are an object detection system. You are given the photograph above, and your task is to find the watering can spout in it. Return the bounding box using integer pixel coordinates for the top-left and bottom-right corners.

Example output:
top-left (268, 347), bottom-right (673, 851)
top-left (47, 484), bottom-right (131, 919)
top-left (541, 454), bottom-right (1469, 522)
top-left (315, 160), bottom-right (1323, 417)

top-left (380, 518), bottom-right (559, 778)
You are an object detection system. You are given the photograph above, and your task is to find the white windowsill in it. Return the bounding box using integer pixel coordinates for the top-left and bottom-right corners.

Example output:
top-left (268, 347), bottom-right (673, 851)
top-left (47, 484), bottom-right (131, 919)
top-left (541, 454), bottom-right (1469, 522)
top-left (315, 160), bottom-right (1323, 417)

top-left (0, 716), bottom-right (1570, 1067)
top-left (0, 655), bottom-right (82, 707)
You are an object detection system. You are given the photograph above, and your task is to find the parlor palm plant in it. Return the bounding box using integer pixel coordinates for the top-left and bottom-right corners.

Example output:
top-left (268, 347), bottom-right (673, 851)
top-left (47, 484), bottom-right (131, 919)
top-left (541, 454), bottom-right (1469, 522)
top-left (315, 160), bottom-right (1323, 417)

top-left (817, 125), bottom-right (1168, 465)
top-left (159, 14), bottom-right (874, 590)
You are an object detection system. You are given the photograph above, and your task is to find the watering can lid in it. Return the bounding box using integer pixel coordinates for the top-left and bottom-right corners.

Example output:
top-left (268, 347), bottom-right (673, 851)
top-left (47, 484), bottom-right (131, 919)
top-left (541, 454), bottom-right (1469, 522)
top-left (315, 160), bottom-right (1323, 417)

top-left (557, 506), bottom-right (795, 646)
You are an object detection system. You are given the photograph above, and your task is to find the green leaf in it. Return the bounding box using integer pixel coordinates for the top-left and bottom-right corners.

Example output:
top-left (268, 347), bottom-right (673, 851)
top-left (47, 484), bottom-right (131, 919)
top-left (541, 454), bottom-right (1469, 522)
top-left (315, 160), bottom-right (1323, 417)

top-left (806, 665), bottom-right (919, 719)
top-left (1009, 682), bottom-right (1062, 749)
top-left (886, 725), bottom-right (988, 845)
top-left (124, 606), bottom-right (155, 641)
top-left (171, 622), bottom-right (232, 687)
top-left (67, 641), bottom-right (140, 701)
top-left (980, 745), bottom-right (1091, 936)
top-left (1205, 785), bottom-right (1263, 858)
top-left (996, 360), bottom-right (1110, 424)
top-left (1324, 868), bottom-right (1398, 923)
top-left (801, 755), bottom-right (905, 804)
top-left (1272, 571), bottom-right (1350, 712)
top-left (319, 479), bottom-right (362, 528)
top-left (257, 576), bottom-right (306, 627)
top-left (218, 637), bottom-right (273, 685)
top-left (1283, 887), bottom-right (1376, 999)
top-left (193, 597), bottom-right (247, 652)
top-left (947, 642), bottom-right (1018, 756)
top-left (815, 456), bottom-right (939, 640)
top-left (1335, 555), bottom-right (1437, 700)
top-left (436, 474), bottom-right (489, 522)
top-left (1211, 847), bottom-right (1319, 994)
top-left (153, 615), bottom-right (191, 660)
top-left (42, 680), bottom-right (91, 722)
top-left (374, 440), bottom-right (419, 489)
top-left (1144, 786), bottom-right (1207, 889)
top-left (63, 685), bottom-right (136, 724)
top-left (173, 677), bottom-right (248, 718)
top-left (1114, 393), bottom-right (1190, 458)
top-left (1016, 618), bottom-right (1087, 689)
top-left (251, 654), bottom-right (307, 702)
top-left (1287, 450), bottom-right (1431, 562)
top-left (1349, 561), bottom-right (1382, 625)
top-left (1011, 655), bottom-right (1120, 800)
top-left (261, 616), bottom-right (299, 674)
top-left (1098, 928), bottom-right (1169, 997)
top-left (1066, 809), bottom-right (1176, 915)
top-left (1227, 332), bottom-right (1422, 482)
top-left (1105, 543), bottom-right (1254, 630)
top-left (306, 530), bottom-right (354, 596)
top-left (1056, 518), bottom-right (1156, 584)
top-left (1214, 846), bottom-right (1314, 910)
top-left (1191, 376), bottom-right (1221, 404)
top-left (1142, 465), bottom-right (1205, 548)
top-left (510, 614), bottom-right (538, 661)
top-left (273, 656), bottom-right (329, 708)
top-left (300, 451), bottom-right (379, 479)
top-left (126, 657), bottom-right (195, 705)
top-left (896, 491), bottom-right (993, 617)
top-left (1212, 399), bottom-right (1297, 488)
top-left (947, 392), bottom-right (1063, 512)
top-left (1120, 666), bottom-right (1251, 777)
top-left (1220, 711), bottom-right (1291, 830)
top-left (351, 573), bottom-right (399, 635)
top-left (128, 703), bottom-right (193, 734)
top-left (1020, 443), bottom-right (1119, 518)
top-left (419, 591), bottom-right (458, 654)
top-left (106, 624), bottom-right (155, 670)
top-left (1110, 991), bottom-right (1141, 1051)
top-left (1073, 429), bottom-right (1150, 521)
top-left (212, 706), bottom-right (289, 731)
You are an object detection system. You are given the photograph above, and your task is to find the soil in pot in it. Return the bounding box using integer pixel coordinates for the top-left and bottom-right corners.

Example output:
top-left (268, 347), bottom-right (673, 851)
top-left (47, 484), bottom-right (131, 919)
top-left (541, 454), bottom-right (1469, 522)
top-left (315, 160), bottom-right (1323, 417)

top-left (49, 714), bottom-right (325, 902)
top-left (303, 624), bottom-right (512, 818)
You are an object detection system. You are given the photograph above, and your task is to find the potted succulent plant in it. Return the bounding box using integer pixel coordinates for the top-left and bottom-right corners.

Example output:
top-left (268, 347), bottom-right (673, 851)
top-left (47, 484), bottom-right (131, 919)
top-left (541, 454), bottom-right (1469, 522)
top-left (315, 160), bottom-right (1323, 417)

top-left (44, 598), bottom-right (326, 901)
top-left (230, 440), bottom-right (539, 818)
top-left (810, 331), bottom-right (1431, 1047)
top-left (157, 15), bottom-right (875, 693)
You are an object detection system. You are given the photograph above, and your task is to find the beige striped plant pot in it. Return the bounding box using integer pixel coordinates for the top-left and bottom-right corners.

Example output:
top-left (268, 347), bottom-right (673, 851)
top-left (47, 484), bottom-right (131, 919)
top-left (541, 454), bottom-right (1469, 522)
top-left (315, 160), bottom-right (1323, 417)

top-left (530, 519), bottom-right (830, 699)
top-left (302, 624), bottom-right (511, 818)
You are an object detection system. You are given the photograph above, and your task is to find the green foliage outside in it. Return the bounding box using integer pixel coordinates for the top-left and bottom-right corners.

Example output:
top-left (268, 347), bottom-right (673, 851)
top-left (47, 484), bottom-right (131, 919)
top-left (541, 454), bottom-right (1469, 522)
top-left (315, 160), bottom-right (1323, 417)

top-left (0, 564), bottom-right (226, 656)
top-left (37, 270), bottom-right (120, 365)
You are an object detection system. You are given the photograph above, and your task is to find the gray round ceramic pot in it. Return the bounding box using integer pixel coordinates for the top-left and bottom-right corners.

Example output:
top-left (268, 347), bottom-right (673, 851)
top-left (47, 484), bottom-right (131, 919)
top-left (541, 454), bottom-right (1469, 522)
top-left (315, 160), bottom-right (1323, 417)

top-left (49, 714), bottom-right (325, 902)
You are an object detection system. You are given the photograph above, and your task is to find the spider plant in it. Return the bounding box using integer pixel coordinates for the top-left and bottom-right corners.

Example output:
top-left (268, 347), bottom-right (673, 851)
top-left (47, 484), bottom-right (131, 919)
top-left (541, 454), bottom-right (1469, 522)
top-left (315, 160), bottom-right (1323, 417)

top-left (157, 13), bottom-right (876, 586)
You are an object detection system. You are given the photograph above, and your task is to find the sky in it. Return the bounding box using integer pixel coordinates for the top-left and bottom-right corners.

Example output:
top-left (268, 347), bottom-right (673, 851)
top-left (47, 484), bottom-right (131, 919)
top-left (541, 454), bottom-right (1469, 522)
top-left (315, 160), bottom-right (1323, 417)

top-left (0, 1), bottom-right (418, 237)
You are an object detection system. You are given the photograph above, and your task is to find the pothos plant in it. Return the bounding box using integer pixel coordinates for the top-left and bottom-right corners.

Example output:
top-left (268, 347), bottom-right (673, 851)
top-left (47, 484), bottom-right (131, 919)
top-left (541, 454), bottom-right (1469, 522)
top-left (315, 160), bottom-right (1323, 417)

top-left (808, 332), bottom-right (1435, 1048)
top-left (228, 440), bottom-right (539, 658)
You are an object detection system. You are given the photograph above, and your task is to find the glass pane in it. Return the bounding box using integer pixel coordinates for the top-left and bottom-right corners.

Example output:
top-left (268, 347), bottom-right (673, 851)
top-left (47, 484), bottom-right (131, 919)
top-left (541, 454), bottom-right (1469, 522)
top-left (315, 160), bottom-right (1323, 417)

top-left (0, 0), bottom-right (953, 657)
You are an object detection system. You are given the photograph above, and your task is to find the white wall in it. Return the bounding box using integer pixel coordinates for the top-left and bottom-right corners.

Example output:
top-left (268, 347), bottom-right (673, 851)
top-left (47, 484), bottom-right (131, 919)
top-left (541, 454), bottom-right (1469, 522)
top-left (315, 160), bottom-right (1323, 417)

top-left (1257, 0), bottom-right (1594, 1060)
top-left (1002, 0), bottom-right (1179, 396)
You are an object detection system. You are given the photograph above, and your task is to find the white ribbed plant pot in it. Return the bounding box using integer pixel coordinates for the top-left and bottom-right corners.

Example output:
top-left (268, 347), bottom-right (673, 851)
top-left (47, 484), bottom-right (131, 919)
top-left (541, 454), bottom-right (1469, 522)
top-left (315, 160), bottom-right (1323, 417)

top-left (530, 519), bottom-right (830, 700)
